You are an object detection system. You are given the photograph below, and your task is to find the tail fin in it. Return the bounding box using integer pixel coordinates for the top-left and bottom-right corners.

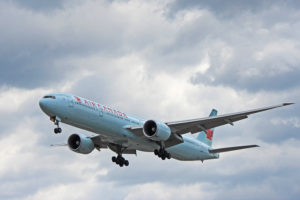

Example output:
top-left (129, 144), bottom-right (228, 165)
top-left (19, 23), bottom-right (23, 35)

top-left (196, 109), bottom-right (218, 147)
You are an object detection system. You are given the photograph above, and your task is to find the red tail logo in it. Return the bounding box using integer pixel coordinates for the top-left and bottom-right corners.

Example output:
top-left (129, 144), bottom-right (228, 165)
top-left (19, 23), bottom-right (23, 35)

top-left (74, 96), bottom-right (81, 102)
top-left (206, 129), bottom-right (213, 141)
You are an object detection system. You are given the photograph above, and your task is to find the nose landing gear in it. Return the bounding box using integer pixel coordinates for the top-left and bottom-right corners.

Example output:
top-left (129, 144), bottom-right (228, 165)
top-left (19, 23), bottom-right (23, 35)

top-left (54, 127), bottom-right (62, 134)
top-left (51, 116), bottom-right (62, 134)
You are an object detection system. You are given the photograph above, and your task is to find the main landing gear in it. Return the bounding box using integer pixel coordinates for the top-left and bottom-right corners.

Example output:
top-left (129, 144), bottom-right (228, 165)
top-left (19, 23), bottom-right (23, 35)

top-left (154, 142), bottom-right (171, 160)
top-left (51, 116), bottom-right (62, 134)
top-left (112, 155), bottom-right (129, 167)
top-left (154, 148), bottom-right (171, 160)
top-left (111, 145), bottom-right (129, 167)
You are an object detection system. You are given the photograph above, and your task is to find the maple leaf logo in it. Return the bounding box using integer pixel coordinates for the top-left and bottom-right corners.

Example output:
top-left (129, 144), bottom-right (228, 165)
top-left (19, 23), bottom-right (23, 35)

top-left (75, 96), bottom-right (81, 102)
top-left (206, 129), bottom-right (213, 141)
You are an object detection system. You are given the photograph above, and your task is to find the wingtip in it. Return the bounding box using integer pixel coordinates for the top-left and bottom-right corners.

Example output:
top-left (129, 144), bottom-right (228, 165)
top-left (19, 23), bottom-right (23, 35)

top-left (282, 103), bottom-right (295, 106)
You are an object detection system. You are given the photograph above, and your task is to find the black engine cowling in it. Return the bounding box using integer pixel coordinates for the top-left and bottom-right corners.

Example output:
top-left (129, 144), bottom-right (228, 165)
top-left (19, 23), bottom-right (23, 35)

top-left (67, 134), bottom-right (95, 154)
top-left (143, 120), bottom-right (171, 141)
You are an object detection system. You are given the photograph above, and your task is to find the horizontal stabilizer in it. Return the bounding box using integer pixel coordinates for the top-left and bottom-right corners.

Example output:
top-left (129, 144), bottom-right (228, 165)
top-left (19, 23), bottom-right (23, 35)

top-left (209, 145), bottom-right (259, 153)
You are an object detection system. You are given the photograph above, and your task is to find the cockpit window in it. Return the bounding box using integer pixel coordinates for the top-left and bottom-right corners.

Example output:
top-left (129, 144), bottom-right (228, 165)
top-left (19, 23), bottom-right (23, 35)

top-left (43, 95), bottom-right (56, 99)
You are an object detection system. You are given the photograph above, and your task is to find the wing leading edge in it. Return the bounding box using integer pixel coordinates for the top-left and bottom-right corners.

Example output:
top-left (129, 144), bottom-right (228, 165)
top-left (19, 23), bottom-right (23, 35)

top-left (166, 103), bottom-right (294, 135)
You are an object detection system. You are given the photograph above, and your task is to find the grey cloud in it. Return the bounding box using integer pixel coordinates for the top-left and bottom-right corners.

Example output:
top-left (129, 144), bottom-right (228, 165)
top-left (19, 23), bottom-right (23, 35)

top-left (163, 7), bottom-right (300, 92)
top-left (99, 148), bottom-right (300, 200)
top-left (166, 0), bottom-right (300, 19)
top-left (192, 66), bottom-right (300, 92)
top-left (0, 1), bottom-right (127, 88)
top-left (7, 0), bottom-right (64, 11)
top-left (3, 0), bottom-right (300, 93)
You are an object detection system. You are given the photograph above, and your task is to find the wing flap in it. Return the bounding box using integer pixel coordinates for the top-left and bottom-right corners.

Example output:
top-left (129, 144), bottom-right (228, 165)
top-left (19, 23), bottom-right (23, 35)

top-left (209, 145), bottom-right (259, 153)
top-left (176, 115), bottom-right (248, 134)
top-left (108, 143), bottom-right (137, 155)
top-left (164, 133), bottom-right (184, 147)
top-left (122, 149), bottom-right (137, 154)
top-left (89, 135), bottom-right (109, 149)
top-left (125, 126), bottom-right (144, 136)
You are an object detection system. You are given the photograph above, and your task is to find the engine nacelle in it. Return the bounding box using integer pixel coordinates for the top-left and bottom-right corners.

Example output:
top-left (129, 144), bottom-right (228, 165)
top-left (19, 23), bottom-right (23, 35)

top-left (143, 120), bottom-right (171, 141)
top-left (67, 134), bottom-right (95, 154)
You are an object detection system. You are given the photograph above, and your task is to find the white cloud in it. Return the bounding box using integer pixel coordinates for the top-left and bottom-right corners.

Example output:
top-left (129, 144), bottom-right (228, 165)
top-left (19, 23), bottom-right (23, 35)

top-left (124, 182), bottom-right (213, 200)
top-left (271, 117), bottom-right (300, 128)
top-left (0, 87), bottom-right (47, 113)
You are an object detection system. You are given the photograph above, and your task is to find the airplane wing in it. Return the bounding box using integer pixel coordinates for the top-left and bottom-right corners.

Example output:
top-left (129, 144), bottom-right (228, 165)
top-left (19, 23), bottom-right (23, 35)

top-left (166, 103), bottom-right (293, 135)
top-left (88, 134), bottom-right (109, 150)
top-left (126, 103), bottom-right (293, 147)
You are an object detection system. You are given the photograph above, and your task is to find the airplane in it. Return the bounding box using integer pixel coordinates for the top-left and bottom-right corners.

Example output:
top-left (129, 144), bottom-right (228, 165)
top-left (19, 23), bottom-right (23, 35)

top-left (39, 93), bottom-right (293, 167)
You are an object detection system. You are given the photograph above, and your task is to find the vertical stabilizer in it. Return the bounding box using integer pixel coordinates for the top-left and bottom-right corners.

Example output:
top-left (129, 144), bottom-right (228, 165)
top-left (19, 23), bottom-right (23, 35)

top-left (196, 109), bottom-right (218, 147)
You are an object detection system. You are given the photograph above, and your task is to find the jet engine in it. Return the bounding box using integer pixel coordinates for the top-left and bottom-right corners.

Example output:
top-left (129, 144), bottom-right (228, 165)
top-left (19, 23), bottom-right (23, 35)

top-left (67, 134), bottom-right (95, 154)
top-left (143, 120), bottom-right (171, 141)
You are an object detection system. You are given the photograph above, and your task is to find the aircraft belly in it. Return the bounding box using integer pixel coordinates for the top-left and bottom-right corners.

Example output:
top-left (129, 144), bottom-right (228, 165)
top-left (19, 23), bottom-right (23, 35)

top-left (166, 141), bottom-right (215, 161)
top-left (167, 144), bottom-right (199, 161)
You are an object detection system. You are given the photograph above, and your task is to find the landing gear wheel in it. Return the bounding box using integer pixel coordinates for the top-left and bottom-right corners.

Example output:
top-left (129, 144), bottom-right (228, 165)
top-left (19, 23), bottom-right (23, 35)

top-left (112, 154), bottom-right (129, 167)
top-left (124, 160), bottom-right (129, 166)
top-left (54, 127), bottom-right (62, 134)
top-left (154, 148), bottom-right (171, 160)
top-left (167, 153), bottom-right (171, 159)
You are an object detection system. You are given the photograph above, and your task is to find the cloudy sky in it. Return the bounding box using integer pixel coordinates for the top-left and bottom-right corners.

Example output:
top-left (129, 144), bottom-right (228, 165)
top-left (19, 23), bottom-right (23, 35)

top-left (0, 0), bottom-right (300, 199)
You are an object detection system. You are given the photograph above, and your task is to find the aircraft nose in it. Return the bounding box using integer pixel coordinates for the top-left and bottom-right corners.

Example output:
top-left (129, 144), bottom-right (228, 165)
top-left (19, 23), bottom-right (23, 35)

top-left (39, 98), bottom-right (54, 116)
top-left (39, 98), bottom-right (46, 110)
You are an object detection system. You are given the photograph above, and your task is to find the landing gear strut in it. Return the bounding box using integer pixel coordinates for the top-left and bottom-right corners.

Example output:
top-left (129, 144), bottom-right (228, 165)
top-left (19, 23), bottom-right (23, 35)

top-left (51, 116), bottom-right (62, 134)
top-left (154, 142), bottom-right (171, 160)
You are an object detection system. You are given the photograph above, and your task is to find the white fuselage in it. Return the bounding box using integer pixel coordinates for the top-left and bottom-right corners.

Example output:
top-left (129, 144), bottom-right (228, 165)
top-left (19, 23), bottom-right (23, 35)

top-left (39, 93), bottom-right (219, 161)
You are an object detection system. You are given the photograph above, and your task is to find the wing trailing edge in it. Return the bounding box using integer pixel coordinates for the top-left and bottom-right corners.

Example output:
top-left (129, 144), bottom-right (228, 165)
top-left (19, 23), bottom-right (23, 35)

top-left (209, 145), bottom-right (259, 153)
